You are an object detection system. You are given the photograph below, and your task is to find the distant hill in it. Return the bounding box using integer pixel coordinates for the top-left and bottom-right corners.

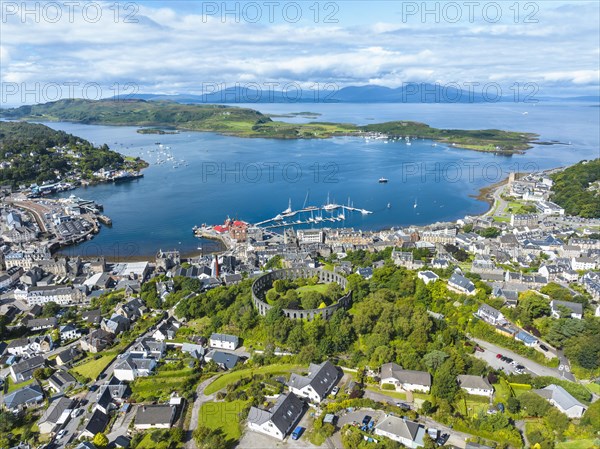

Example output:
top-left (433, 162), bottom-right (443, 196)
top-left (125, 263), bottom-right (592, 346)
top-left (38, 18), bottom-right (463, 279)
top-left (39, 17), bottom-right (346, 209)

top-left (0, 98), bottom-right (538, 152)
top-left (111, 85), bottom-right (600, 104)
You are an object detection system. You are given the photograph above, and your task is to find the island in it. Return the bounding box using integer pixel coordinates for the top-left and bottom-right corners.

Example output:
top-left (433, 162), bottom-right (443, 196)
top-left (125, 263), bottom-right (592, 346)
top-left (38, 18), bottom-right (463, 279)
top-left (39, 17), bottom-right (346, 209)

top-left (0, 99), bottom-right (540, 153)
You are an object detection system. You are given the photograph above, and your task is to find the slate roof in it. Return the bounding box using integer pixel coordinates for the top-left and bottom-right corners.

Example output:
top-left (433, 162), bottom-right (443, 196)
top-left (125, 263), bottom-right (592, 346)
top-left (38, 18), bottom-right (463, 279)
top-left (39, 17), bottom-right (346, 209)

top-left (248, 392), bottom-right (305, 435)
top-left (375, 415), bottom-right (425, 445)
top-left (534, 384), bottom-right (585, 411)
top-left (84, 410), bottom-right (109, 436)
top-left (288, 361), bottom-right (339, 399)
top-left (208, 350), bottom-right (240, 370)
top-left (135, 404), bottom-right (176, 426)
top-left (457, 375), bottom-right (493, 391)
top-left (380, 363), bottom-right (431, 387)
top-left (550, 300), bottom-right (583, 316)
top-left (3, 384), bottom-right (43, 409)
top-left (39, 396), bottom-right (73, 426)
top-left (449, 273), bottom-right (475, 292)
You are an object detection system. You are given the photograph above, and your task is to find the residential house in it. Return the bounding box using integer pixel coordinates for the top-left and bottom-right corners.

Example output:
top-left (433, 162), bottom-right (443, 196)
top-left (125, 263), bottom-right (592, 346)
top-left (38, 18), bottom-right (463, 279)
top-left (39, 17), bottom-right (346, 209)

top-left (534, 384), bottom-right (586, 418)
top-left (134, 404), bottom-right (177, 430)
top-left (204, 350), bottom-right (240, 371)
top-left (38, 397), bottom-right (73, 434)
top-left (288, 361), bottom-right (340, 403)
top-left (60, 324), bottom-right (81, 341)
top-left (48, 370), bottom-right (77, 392)
top-left (115, 298), bottom-right (147, 321)
top-left (26, 317), bottom-right (57, 331)
top-left (515, 330), bottom-right (538, 347)
top-left (81, 309), bottom-right (102, 325)
top-left (129, 338), bottom-right (166, 360)
top-left (457, 375), bottom-right (494, 397)
top-left (209, 333), bottom-right (240, 350)
top-left (6, 338), bottom-right (32, 357)
top-left (10, 355), bottom-right (45, 383)
top-left (572, 257), bottom-right (596, 271)
top-left (2, 384), bottom-right (44, 411)
top-left (356, 267), bottom-right (373, 279)
top-left (380, 363), bottom-right (431, 393)
top-left (476, 304), bottom-right (505, 326)
top-left (448, 273), bottom-right (476, 295)
top-left (550, 300), bottom-right (583, 319)
top-left (25, 285), bottom-right (84, 306)
top-left (113, 354), bottom-right (157, 381)
top-left (247, 393), bottom-right (306, 440)
top-left (417, 271), bottom-right (439, 285)
top-left (81, 410), bottom-right (110, 439)
top-left (80, 329), bottom-right (114, 353)
top-left (101, 314), bottom-right (130, 334)
top-left (374, 415), bottom-right (426, 449)
top-left (152, 318), bottom-right (181, 341)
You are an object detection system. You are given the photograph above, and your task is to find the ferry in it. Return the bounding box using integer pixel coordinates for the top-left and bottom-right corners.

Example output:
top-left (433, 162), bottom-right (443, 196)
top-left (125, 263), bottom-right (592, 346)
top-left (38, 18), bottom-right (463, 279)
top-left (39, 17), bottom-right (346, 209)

top-left (378, 177), bottom-right (388, 183)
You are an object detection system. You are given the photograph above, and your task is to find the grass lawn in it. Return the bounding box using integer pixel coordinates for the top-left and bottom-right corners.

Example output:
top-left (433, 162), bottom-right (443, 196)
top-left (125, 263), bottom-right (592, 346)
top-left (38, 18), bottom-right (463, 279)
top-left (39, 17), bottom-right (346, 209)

top-left (135, 429), bottom-right (182, 449)
top-left (131, 366), bottom-right (197, 402)
top-left (204, 364), bottom-right (302, 395)
top-left (556, 439), bottom-right (599, 449)
top-left (296, 284), bottom-right (330, 296)
top-left (6, 376), bottom-right (36, 393)
top-left (71, 350), bottom-right (119, 380)
top-left (455, 397), bottom-right (490, 417)
top-left (509, 382), bottom-right (532, 397)
top-left (584, 382), bottom-right (600, 395)
top-left (199, 400), bottom-right (249, 441)
top-left (366, 386), bottom-right (407, 400)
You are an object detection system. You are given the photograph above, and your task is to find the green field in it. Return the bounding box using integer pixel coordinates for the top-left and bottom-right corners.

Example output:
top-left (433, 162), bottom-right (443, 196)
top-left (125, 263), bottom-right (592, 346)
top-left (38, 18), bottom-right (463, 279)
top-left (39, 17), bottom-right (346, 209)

top-left (131, 366), bottom-right (197, 402)
top-left (296, 284), bottom-right (330, 296)
top-left (556, 439), bottom-right (599, 449)
top-left (204, 364), bottom-right (302, 395)
top-left (71, 351), bottom-right (118, 380)
top-left (584, 382), bottom-right (600, 395)
top-left (199, 400), bottom-right (249, 441)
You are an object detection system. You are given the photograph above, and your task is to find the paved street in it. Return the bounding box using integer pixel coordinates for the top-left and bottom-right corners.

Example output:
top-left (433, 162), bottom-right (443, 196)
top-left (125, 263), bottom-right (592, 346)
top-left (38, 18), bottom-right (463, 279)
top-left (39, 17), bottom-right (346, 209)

top-left (185, 375), bottom-right (218, 449)
top-left (472, 338), bottom-right (571, 380)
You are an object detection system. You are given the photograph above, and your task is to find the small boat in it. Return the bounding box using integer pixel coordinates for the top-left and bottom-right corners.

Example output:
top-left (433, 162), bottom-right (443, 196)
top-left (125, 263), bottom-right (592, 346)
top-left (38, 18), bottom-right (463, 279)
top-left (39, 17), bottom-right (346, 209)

top-left (387, 203), bottom-right (391, 209)
top-left (378, 177), bottom-right (388, 183)
top-left (414, 199), bottom-right (418, 209)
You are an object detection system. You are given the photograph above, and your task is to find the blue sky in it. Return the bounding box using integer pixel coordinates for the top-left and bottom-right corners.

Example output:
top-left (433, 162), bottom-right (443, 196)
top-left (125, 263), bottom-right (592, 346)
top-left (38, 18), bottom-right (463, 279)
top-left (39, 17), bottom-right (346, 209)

top-left (1, 0), bottom-right (599, 104)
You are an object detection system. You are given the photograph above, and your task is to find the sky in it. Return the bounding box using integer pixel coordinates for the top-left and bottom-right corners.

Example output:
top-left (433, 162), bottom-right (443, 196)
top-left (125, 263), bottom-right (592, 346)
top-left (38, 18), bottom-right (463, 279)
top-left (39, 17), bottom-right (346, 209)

top-left (1, 0), bottom-right (599, 104)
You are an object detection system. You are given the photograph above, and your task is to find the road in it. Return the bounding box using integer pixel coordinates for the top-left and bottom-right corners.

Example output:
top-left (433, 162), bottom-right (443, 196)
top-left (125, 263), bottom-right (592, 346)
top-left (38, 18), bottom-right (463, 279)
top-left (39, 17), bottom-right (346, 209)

top-left (472, 339), bottom-right (572, 380)
top-left (185, 375), bottom-right (218, 448)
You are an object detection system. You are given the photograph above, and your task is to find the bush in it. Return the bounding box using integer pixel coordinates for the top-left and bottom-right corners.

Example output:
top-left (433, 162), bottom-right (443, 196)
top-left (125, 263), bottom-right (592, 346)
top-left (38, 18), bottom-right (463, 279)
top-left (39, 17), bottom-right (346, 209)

top-left (381, 383), bottom-right (396, 390)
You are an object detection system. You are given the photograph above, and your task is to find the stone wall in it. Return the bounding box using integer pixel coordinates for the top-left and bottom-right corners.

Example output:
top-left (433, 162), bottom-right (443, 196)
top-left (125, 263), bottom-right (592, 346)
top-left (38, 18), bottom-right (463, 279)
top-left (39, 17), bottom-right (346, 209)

top-left (251, 268), bottom-right (351, 320)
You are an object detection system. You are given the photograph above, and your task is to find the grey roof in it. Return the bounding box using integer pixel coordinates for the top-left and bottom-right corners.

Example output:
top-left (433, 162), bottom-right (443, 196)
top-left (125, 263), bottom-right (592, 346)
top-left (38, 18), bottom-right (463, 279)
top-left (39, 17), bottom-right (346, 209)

top-left (478, 303), bottom-right (502, 318)
top-left (534, 384), bottom-right (585, 411)
top-left (210, 333), bottom-right (239, 344)
top-left (48, 370), bottom-right (77, 390)
top-left (288, 361), bottom-right (339, 399)
top-left (375, 415), bottom-right (425, 445)
top-left (248, 393), bottom-right (305, 435)
top-left (26, 317), bottom-right (57, 328)
top-left (457, 375), bottom-right (493, 391)
top-left (39, 397), bottom-right (73, 425)
top-left (12, 355), bottom-right (45, 376)
top-left (550, 300), bottom-right (584, 316)
top-left (135, 404), bottom-right (176, 426)
top-left (380, 363), bottom-right (431, 387)
top-left (449, 273), bottom-right (475, 292)
top-left (208, 350), bottom-right (240, 370)
top-left (115, 354), bottom-right (155, 372)
top-left (3, 384), bottom-right (43, 409)
top-left (84, 410), bottom-right (109, 435)
top-left (57, 347), bottom-right (82, 364)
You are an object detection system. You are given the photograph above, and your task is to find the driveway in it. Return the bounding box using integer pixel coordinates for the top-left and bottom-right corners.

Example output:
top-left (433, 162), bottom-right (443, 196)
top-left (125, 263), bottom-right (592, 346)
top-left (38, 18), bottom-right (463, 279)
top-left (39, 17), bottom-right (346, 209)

top-left (185, 375), bottom-right (218, 448)
top-left (472, 339), bottom-right (567, 380)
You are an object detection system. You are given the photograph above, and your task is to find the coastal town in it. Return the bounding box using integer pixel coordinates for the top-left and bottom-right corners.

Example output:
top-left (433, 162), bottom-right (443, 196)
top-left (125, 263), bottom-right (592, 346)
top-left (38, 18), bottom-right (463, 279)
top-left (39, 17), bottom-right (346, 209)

top-left (1, 159), bottom-right (599, 449)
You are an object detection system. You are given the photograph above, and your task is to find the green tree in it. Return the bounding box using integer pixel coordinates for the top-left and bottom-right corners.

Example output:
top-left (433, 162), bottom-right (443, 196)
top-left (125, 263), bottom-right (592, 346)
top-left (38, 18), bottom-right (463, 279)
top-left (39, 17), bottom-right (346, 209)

top-left (506, 396), bottom-right (520, 414)
top-left (193, 426), bottom-right (228, 449)
top-left (431, 359), bottom-right (459, 402)
top-left (93, 432), bottom-right (109, 448)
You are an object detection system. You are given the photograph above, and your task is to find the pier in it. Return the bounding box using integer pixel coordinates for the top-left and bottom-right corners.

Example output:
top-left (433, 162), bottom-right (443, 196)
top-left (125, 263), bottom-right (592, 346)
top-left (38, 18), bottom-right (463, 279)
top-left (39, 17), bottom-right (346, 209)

top-left (254, 204), bottom-right (373, 228)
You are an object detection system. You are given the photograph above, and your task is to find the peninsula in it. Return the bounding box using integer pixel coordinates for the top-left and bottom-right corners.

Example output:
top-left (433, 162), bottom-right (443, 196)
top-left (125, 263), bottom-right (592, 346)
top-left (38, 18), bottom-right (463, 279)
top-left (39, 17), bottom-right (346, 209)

top-left (0, 99), bottom-right (539, 153)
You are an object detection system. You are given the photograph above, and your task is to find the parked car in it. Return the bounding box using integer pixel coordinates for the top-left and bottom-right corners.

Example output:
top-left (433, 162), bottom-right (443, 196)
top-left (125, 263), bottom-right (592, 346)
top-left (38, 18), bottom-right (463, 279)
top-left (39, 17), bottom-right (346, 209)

top-left (505, 358), bottom-right (513, 364)
top-left (510, 360), bottom-right (519, 366)
top-left (291, 426), bottom-right (304, 440)
top-left (362, 415), bottom-right (372, 426)
top-left (436, 433), bottom-right (450, 446)
top-left (395, 402), bottom-right (411, 410)
top-left (331, 386), bottom-right (339, 396)
top-left (539, 344), bottom-right (549, 352)
top-left (56, 430), bottom-right (67, 439)
top-left (71, 408), bottom-right (83, 418)
top-left (496, 353), bottom-right (503, 359)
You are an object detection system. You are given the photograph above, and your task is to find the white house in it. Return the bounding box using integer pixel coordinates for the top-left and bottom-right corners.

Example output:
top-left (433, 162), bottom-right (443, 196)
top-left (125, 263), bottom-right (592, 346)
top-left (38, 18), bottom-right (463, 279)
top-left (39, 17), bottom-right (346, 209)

top-left (457, 375), bottom-right (494, 398)
top-left (476, 304), bottom-right (505, 326)
top-left (134, 405), bottom-right (176, 430)
top-left (374, 415), bottom-right (425, 448)
top-left (113, 355), bottom-right (156, 381)
top-left (209, 333), bottom-right (239, 350)
top-left (380, 363), bottom-right (431, 393)
top-left (550, 300), bottom-right (583, 319)
top-left (60, 324), bottom-right (81, 341)
top-left (288, 361), bottom-right (339, 403)
top-left (417, 271), bottom-right (439, 285)
top-left (448, 273), bottom-right (476, 295)
top-left (572, 257), bottom-right (596, 271)
top-left (247, 393), bottom-right (305, 440)
top-left (534, 384), bottom-right (587, 418)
